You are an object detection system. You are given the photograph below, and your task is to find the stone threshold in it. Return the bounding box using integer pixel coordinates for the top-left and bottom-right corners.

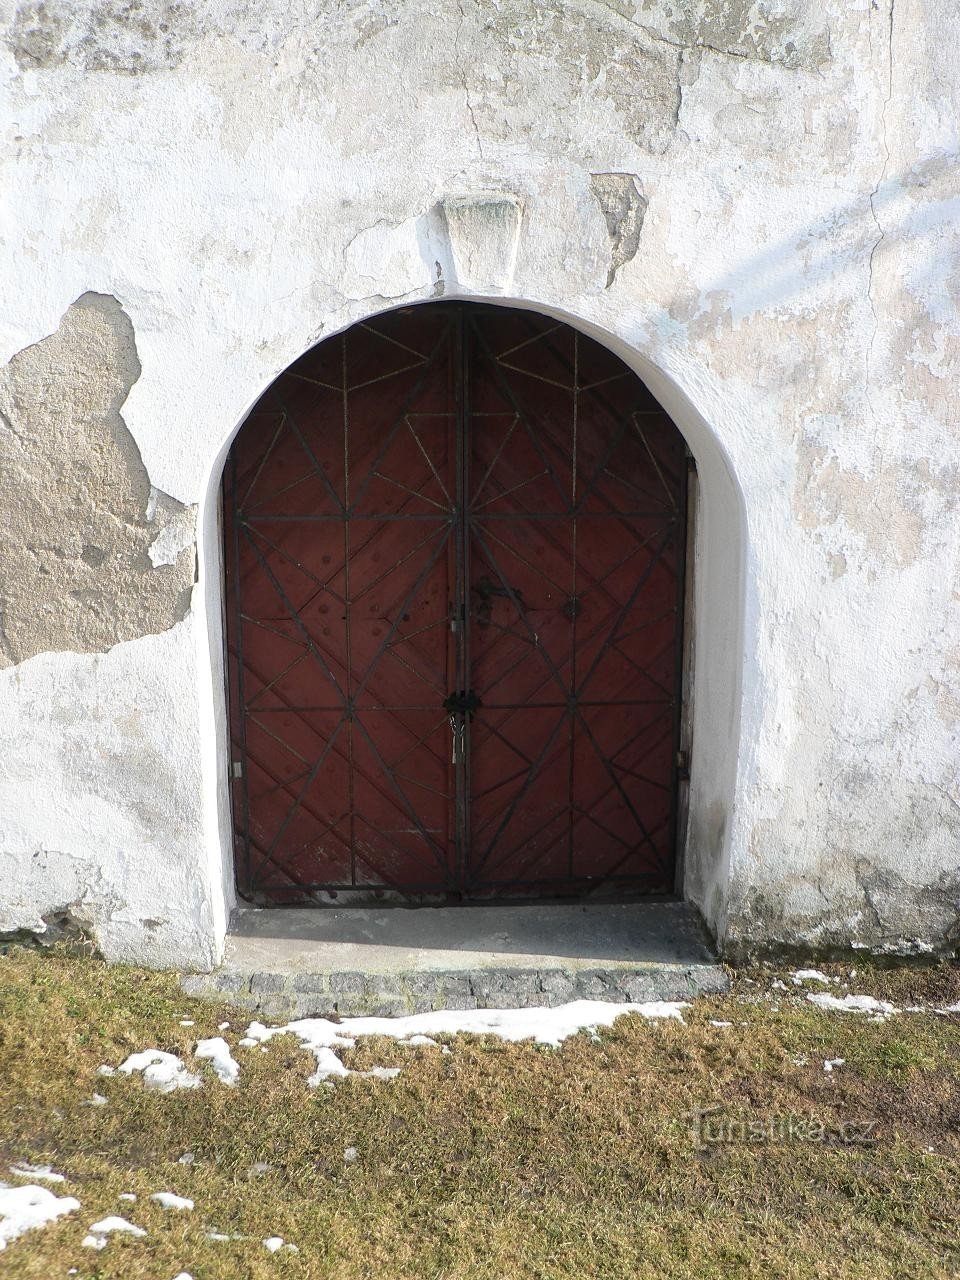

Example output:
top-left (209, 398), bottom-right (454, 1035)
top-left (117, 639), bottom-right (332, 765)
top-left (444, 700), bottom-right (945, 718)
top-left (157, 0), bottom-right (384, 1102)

top-left (181, 900), bottom-right (728, 1018)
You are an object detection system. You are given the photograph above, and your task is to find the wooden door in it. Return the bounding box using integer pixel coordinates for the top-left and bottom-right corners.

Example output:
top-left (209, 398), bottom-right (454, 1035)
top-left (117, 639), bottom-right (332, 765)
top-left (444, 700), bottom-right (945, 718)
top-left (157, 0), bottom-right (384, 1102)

top-left (223, 304), bottom-right (686, 902)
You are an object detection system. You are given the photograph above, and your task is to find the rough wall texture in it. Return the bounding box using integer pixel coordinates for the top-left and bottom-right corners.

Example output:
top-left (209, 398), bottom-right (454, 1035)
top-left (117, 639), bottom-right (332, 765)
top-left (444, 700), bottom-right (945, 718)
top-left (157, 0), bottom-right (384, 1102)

top-left (0, 0), bottom-right (957, 966)
top-left (0, 292), bottom-right (195, 666)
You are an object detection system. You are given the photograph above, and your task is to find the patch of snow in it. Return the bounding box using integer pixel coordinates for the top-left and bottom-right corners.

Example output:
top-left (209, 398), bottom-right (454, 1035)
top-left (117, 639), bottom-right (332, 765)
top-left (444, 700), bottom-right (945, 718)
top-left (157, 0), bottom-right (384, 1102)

top-left (770, 979), bottom-right (787, 991)
top-left (248, 1162), bottom-right (272, 1177)
top-left (823, 1058), bottom-right (845, 1073)
top-left (178, 1153), bottom-right (195, 1165)
top-left (83, 1094), bottom-right (108, 1107)
top-left (359, 1066), bottom-right (402, 1081)
top-left (936, 1002), bottom-right (960, 1014)
top-left (179, 1020), bottom-right (195, 1027)
top-left (89, 1215), bottom-right (147, 1236)
top-left (117, 1050), bottom-right (202, 1093)
top-left (807, 993), bottom-right (898, 1016)
top-left (172, 1273), bottom-right (194, 1279)
top-left (82, 1215), bottom-right (146, 1248)
top-left (150, 1192), bottom-right (194, 1211)
top-left (8, 1164), bottom-right (64, 1184)
top-left (243, 1000), bottom-right (687, 1085)
top-left (119, 1194), bottom-right (137, 1202)
top-left (195, 1037), bottom-right (240, 1086)
top-left (401, 1035), bottom-right (439, 1047)
top-left (218, 1022), bottom-right (230, 1030)
top-left (97, 1065), bottom-right (116, 1077)
top-left (791, 1056), bottom-right (808, 1066)
top-left (237, 1038), bottom-right (257, 1048)
top-left (344, 1147), bottom-right (358, 1163)
top-left (264, 1238), bottom-right (300, 1254)
top-left (791, 969), bottom-right (833, 985)
top-left (0, 1184), bottom-right (80, 1250)
top-left (709, 1020), bottom-right (732, 1028)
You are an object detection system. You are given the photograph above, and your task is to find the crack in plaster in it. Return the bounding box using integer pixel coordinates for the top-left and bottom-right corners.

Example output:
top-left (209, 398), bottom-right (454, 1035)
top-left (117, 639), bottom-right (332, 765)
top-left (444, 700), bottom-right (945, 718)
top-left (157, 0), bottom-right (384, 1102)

top-left (866, 0), bottom-right (895, 415)
top-left (864, 0), bottom-right (895, 541)
top-left (589, 0), bottom-right (831, 73)
top-left (455, 0), bottom-right (485, 160)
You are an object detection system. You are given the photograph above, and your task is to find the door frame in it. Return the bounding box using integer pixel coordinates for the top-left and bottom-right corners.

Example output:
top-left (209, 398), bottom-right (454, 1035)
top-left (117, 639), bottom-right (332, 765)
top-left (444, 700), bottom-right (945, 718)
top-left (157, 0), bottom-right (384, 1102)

top-left (218, 301), bottom-right (698, 906)
top-left (198, 294), bottom-right (745, 941)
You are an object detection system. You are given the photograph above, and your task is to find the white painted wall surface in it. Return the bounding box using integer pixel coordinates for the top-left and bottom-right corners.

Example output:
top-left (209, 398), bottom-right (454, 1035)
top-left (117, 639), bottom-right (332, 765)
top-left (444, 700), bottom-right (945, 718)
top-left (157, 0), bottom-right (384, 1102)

top-left (0, 0), bottom-right (957, 966)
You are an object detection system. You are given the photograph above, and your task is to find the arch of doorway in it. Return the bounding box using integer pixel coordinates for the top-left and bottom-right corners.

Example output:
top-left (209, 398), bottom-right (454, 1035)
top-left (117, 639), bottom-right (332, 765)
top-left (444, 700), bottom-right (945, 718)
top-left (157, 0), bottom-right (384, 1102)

top-left (194, 293), bottom-right (747, 961)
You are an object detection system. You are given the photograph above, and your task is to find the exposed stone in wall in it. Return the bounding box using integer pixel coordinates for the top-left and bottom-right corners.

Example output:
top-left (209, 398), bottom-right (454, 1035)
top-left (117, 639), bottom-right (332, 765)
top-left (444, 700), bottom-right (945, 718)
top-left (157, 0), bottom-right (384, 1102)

top-left (440, 194), bottom-right (523, 292)
top-left (590, 173), bottom-right (648, 288)
top-left (11, 0), bottom-right (187, 71)
top-left (725, 861), bottom-right (960, 961)
top-left (0, 293), bottom-right (195, 667)
top-left (633, 0), bottom-right (832, 71)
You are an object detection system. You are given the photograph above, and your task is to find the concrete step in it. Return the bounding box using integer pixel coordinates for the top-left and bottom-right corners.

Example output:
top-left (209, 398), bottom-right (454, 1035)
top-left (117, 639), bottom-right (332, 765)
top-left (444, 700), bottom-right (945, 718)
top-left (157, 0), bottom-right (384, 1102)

top-left (181, 900), bottom-right (727, 1019)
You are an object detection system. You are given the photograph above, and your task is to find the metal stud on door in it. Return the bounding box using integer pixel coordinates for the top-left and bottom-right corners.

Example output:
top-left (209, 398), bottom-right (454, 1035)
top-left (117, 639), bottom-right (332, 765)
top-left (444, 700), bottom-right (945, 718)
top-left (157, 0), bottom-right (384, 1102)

top-left (223, 304), bottom-right (686, 903)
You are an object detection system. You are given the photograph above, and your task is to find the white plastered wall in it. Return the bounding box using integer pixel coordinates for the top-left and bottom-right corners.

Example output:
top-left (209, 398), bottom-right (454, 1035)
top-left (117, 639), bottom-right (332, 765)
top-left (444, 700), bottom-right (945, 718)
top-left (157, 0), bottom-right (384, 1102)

top-left (1, 0), bottom-right (957, 966)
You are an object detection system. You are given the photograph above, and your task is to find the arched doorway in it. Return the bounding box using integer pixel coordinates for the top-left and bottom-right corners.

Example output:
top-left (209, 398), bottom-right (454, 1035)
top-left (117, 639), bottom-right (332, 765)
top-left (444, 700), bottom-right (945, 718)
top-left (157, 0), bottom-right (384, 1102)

top-left (223, 302), bottom-right (689, 904)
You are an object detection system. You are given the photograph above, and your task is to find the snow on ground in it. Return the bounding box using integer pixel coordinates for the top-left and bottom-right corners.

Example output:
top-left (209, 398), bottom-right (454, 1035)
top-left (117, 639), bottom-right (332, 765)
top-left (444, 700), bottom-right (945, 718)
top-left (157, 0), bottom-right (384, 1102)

top-left (791, 970), bottom-right (834, 985)
top-left (150, 1192), bottom-right (194, 1211)
top-left (0, 1183), bottom-right (80, 1250)
top-left (117, 1050), bottom-right (201, 1092)
top-left (241, 1000), bottom-right (689, 1084)
top-left (806, 993), bottom-right (898, 1017)
top-left (82, 1215), bottom-right (147, 1248)
top-left (8, 1164), bottom-right (64, 1184)
top-left (264, 1236), bottom-right (298, 1253)
top-left (194, 1037), bottom-right (240, 1086)
top-left (98, 990), bottom-right (955, 1100)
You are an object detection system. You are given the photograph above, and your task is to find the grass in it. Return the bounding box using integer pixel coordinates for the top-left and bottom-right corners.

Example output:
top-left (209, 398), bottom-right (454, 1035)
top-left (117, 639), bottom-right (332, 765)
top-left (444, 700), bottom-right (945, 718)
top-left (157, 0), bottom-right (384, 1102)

top-left (1, 946), bottom-right (959, 1279)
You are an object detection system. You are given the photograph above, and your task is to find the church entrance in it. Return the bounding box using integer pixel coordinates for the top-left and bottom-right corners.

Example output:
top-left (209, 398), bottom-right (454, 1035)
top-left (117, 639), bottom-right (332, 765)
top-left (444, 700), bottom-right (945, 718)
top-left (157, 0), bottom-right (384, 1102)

top-left (223, 303), bottom-right (688, 903)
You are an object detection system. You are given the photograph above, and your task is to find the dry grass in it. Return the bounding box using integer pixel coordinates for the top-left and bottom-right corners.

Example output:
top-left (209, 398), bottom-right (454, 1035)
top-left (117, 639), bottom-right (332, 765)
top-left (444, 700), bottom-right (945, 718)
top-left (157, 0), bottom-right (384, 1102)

top-left (1, 946), bottom-right (959, 1279)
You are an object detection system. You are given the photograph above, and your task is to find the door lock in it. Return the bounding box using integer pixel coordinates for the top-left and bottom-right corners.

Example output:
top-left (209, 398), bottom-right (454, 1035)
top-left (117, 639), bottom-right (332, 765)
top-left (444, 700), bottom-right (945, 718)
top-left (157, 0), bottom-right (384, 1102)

top-left (443, 689), bottom-right (482, 718)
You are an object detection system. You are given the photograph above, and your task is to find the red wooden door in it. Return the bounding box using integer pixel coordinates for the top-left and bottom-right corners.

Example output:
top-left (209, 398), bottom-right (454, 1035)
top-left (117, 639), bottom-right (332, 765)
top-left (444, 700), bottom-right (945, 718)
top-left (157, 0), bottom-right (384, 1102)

top-left (223, 304), bottom-right (686, 903)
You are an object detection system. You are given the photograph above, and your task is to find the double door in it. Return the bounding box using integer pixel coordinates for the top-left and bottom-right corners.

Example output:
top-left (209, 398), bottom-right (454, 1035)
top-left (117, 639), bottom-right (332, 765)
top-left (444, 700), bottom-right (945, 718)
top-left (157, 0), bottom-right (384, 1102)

top-left (224, 303), bottom-right (686, 902)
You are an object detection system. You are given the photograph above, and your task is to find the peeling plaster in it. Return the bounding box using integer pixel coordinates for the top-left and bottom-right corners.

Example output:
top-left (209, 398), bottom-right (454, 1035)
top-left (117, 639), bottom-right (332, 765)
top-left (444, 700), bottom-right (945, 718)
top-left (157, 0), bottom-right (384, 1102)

top-left (0, 294), bottom-right (196, 667)
top-left (590, 173), bottom-right (648, 288)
